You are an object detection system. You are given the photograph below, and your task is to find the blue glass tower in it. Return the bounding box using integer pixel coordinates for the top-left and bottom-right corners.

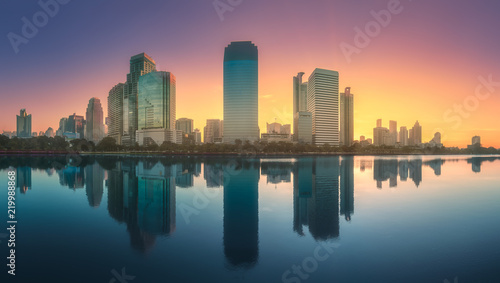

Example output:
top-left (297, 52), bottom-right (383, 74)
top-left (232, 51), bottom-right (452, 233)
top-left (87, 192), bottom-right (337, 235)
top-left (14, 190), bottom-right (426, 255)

top-left (223, 41), bottom-right (259, 143)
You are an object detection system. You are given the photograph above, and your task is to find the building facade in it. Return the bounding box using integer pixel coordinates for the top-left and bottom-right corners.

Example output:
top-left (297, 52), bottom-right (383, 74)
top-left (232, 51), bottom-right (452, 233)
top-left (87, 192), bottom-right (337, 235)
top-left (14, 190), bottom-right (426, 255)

top-left (136, 71), bottom-right (178, 146)
top-left (176, 118), bottom-right (194, 134)
top-left (204, 119), bottom-right (223, 143)
top-left (108, 83), bottom-right (124, 144)
top-left (67, 113), bottom-right (85, 139)
top-left (293, 72), bottom-right (309, 142)
top-left (340, 87), bottom-right (354, 146)
top-left (399, 126), bottom-right (409, 146)
top-left (307, 69), bottom-right (339, 145)
top-left (123, 53), bottom-right (157, 145)
top-left (294, 112), bottom-right (313, 144)
top-left (86, 98), bottom-right (105, 143)
top-left (223, 41), bottom-right (259, 143)
top-left (16, 109), bottom-right (32, 138)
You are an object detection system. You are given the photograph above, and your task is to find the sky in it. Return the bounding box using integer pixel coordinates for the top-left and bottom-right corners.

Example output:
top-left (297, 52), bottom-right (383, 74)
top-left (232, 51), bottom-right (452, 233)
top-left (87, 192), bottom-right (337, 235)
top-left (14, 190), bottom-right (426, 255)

top-left (1, 0), bottom-right (499, 147)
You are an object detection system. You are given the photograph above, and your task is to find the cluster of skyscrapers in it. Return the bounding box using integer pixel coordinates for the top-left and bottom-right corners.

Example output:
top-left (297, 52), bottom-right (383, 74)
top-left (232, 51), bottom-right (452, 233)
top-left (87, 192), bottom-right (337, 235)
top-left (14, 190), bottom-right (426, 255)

top-left (7, 41), bottom-right (481, 149)
top-left (293, 70), bottom-right (354, 146)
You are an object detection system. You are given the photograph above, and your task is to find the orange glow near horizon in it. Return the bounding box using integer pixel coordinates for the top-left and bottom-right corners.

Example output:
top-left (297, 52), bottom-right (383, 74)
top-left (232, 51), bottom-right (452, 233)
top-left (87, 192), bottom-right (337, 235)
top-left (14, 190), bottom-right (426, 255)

top-left (1, 1), bottom-right (499, 148)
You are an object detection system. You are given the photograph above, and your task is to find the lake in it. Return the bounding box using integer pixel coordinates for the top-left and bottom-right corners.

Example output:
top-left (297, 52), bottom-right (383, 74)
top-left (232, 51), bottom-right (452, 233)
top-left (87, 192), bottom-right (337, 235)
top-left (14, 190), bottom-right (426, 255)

top-left (0, 155), bottom-right (499, 283)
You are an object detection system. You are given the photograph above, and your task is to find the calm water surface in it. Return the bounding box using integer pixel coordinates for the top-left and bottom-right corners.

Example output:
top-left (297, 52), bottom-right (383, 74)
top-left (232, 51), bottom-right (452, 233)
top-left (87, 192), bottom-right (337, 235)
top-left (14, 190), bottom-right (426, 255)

top-left (0, 155), bottom-right (499, 283)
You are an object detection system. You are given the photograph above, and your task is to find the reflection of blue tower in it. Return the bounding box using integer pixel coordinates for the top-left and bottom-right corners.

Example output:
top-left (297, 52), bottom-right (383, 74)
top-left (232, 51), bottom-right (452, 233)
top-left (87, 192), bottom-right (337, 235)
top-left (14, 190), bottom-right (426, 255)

top-left (340, 157), bottom-right (354, 221)
top-left (308, 157), bottom-right (340, 240)
top-left (293, 158), bottom-right (313, 235)
top-left (85, 163), bottom-right (104, 207)
top-left (16, 166), bottom-right (32, 194)
top-left (223, 160), bottom-right (259, 268)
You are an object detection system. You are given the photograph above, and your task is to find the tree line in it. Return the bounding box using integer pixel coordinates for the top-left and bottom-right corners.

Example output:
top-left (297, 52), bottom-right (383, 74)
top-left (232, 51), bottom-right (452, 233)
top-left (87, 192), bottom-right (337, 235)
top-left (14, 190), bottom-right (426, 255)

top-left (1, 135), bottom-right (499, 155)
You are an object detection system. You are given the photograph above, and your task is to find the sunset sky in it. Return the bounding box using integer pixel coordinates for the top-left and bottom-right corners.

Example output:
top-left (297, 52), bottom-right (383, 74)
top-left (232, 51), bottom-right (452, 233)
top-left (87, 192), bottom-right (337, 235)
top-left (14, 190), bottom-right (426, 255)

top-left (1, 0), bottom-right (499, 147)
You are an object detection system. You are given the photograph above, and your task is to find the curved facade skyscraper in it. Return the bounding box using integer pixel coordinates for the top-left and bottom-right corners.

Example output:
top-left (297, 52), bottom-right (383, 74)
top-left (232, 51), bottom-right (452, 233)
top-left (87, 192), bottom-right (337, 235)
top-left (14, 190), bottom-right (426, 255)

top-left (223, 41), bottom-right (259, 143)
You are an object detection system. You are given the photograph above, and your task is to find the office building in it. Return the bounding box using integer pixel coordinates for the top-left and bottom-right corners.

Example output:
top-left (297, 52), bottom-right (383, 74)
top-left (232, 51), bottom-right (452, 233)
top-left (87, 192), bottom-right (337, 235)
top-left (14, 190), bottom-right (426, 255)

top-left (204, 119), bottom-right (223, 143)
top-left (294, 112), bottom-right (313, 144)
top-left (136, 71), bottom-right (179, 145)
top-left (45, 127), bottom-right (54, 137)
top-left (399, 126), bottom-right (408, 146)
top-left (108, 83), bottom-right (124, 144)
top-left (16, 109), bottom-right (32, 138)
top-left (85, 97), bottom-right (105, 143)
top-left (410, 121), bottom-right (422, 145)
top-left (193, 129), bottom-right (202, 144)
top-left (176, 118), bottom-right (194, 134)
top-left (223, 41), bottom-right (259, 143)
top-left (307, 68), bottom-right (339, 145)
top-left (67, 113), bottom-right (85, 139)
top-left (293, 72), bottom-right (309, 141)
top-left (389, 120), bottom-right (397, 145)
top-left (340, 87), bottom-right (354, 146)
top-left (123, 53), bottom-right (157, 145)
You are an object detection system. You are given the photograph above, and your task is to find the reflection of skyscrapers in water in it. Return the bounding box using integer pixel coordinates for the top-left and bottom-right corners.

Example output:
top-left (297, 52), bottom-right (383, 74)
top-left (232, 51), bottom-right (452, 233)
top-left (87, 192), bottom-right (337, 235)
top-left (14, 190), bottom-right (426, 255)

top-left (293, 158), bottom-right (313, 236)
top-left (468, 157), bottom-right (482, 173)
top-left (373, 159), bottom-right (398, 188)
top-left (107, 159), bottom-right (177, 252)
top-left (261, 161), bottom-right (293, 184)
top-left (136, 161), bottom-right (176, 235)
top-left (85, 163), bottom-right (104, 207)
top-left (293, 157), bottom-right (340, 240)
top-left (204, 162), bottom-right (224, 188)
top-left (340, 157), bottom-right (354, 221)
top-left (308, 157), bottom-right (340, 240)
top-left (408, 159), bottom-right (422, 187)
top-left (57, 166), bottom-right (84, 190)
top-left (425, 159), bottom-right (443, 176)
top-left (175, 160), bottom-right (201, 188)
top-left (223, 160), bottom-right (259, 268)
top-left (16, 166), bottom-right (32, 194)
top-left (373, 158), bottom-right (431, 188)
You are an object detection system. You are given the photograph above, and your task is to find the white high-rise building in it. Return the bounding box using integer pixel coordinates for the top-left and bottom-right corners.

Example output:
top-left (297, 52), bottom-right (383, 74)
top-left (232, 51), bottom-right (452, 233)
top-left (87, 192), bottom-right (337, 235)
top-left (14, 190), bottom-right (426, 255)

top-left (307, 68), bottom-right (339, 145)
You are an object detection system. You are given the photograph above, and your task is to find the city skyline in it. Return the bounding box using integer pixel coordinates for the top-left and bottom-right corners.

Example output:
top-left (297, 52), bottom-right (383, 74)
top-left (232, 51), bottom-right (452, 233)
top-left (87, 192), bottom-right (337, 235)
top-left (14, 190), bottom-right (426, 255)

top-left (1, 1), bottom-right (500, 147)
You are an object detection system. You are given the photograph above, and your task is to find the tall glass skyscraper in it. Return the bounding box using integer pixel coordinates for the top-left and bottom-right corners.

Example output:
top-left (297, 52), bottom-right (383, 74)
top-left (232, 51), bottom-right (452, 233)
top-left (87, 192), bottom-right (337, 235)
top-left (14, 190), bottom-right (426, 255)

top-left (307, 68), bottom-right (339, 145)
top-left (123, 53), bottom-right (157, 145)
top-left (85, 97), bottom-right (105, 143)
top-left (137, 71), bottom-right (176, 131)
top-left (223, 41), bottom-right (259, 143)
top-left (16, 109), bottom-right (32, 138)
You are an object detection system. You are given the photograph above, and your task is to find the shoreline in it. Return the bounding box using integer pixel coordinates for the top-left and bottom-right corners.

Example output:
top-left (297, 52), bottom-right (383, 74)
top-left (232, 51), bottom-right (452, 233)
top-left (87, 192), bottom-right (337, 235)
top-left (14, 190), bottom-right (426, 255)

top-left (1, 151), bottom-right (499, 157)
